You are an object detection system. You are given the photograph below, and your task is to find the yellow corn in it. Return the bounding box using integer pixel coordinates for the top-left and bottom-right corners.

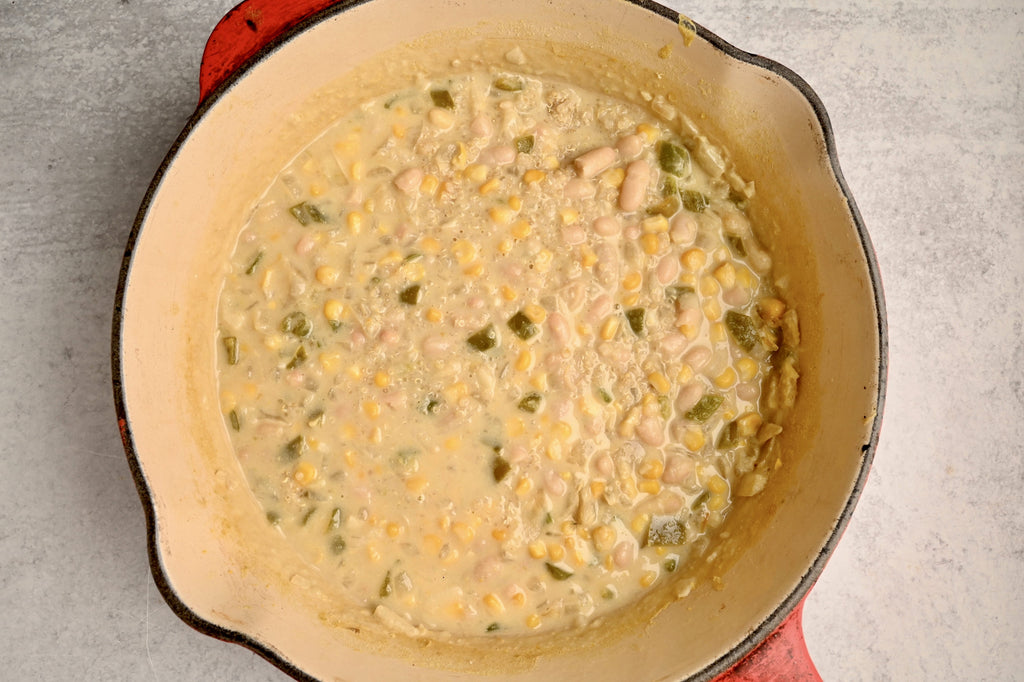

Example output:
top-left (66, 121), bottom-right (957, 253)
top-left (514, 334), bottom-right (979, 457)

top-left (515, 476), bottom-right (533, 496)
top-left (523, 304), bottom-right (547, 323)
top-left (362, 401), bottom-right (380, 419)
top-left (501, 285), bottom-right (518, 301)
top-left (547, 543), bottom-right (565, 561)
top-left (737, 412), bottom-right (763, 436)
top-left (510, 220), bottom-right (532, 239)
top-left (735, 263), bottom-right (756, 290)
top-left (425, 307), bottom-right (443, 323)
top-left (638, 456), bottom-right (665, 480)
top-left (683, 427), bottom-right (706, 451)
top-left (309, 182), bottom-right (326, 197)
top-left (444, 435), bottom-right (462, 451)
top-left (533, 249), bottom-right (553, 272)
top-left (463, 262), bottom-right (485, 277)
top-left (509, 195), bottom-right (522, 211)
top-left (592, 526), bottom-right (616, 553)
top-left (419, 236), bottom-right (441, 254)
top-left (707, 494), bottom-right (728, 511)
top-left (386, 522), bottom-right (403, 538)
top-left (642, 215), bottom-right (670, 233)
top-left (406, 475), bottom-right (429, 494)
top-left (622, 271), bottom-right (643, 291)
top-left (546, 440), bottom-right (562, 461)
top-left (600, 167), bottom-right (625, 187)
top-left (391, 122), bottom-right (406, 139)
top-left (452, 522), bottom-right (475, 544)
top-left (293, 461), bottom-right (318, 486)
top-left (498, 238), bottom-right (514, 255)
top-left (758, 297), bottom-right (787, 322)
top-left (319, 351), bottom-right (342, 373)
top-left (590, 480), bottom-right (606, 498)
top-left (366, 545), bottom-right (381, 562)
top-left (531, 372), bottom-right (548, 391)
top-left (483, 593), bottom-right (505, 615)
top-left (638, 479), bottom-right (661, 495)
top-left (528, 541), bottom-right (547, 559)
top-left (700, 275), bottom-right (720, 297)
top-left (420, 173), bottom-right (440, 195)
top-left (580, 245), bottom-right (598, 267)
top-left (677, 365), bottom-right (694, 384)
top-left (708, 475), bottom-right (729, 495)
top-left (515, 349), bottom-right (533, 372)
top-left (489, 206), bottom-right (515, 224)
top-left (346, 364), bottom-right (362, 381)
top-left (350, 161), bottom-right (364, 182)
top-left (553, 420), bottom-right (573, 441)
top-left (479, 177), bottom-right (500, 195)
top-left (523, 169), bottom-right (546, 184)
top-left (452, 239), bottom-right (477, 264)
top-left (715, 367), bottom-right (737, 389)
top-left (622, 293), bottom-right (640, 307)
top-left (637, 123), bottom-right (659, 143)
top-left (600, 316), bottom-right (620, 340)
top-left (511, 590), bottom-right (527, 607)
top-left (681, 248), bottom-right (706, 271)
top-left (640, 571), bottom-right (658, 588)
top-left (648, 371), bottom-right (671, 395)
top-left (465, 164), bottom-right (488, 183)
top-left (631, 513), bottom-right (651, 534)
top-left (374, 371), bottom-right (390, 388)
top-left (559, 208), bottom-right (580, 224)
top-left (710, 320), bottom-right (726, 342)
top-left (736, 357), bottom-right (759, 382)
top-left (526, 614), bottom-right (542, 629)
top-left (713, 262), bottom-right (736, 289)
top-left (369, 425), bottom-right (383, 444)
top-left (641, 232), bottom-right (662, 255)
top-left (347, 211), bottom-right (363, 235)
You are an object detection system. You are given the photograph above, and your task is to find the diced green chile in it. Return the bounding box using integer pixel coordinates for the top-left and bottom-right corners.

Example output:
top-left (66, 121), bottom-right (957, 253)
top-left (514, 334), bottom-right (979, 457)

top-left (300, 507), bottom-right (317, 526)
top-left (685, 394), bottom-right (723, 422)
top-left (518, 392), bottom-right (543, 413)
top-left (266, 511), bottom-right (280, 525)
top-left (658, 141), bottom-right (691, 176)
top-left (626, 307), bottom-right (646, 335)
top-left (329, 535), bottom-right (347, 555)
top-left (467, 324), bottom-right (498, 351)
top-left (681, 190), bottom-right (709, 213)
top-left (493, 75), bottom-right (524, 91)
top-left (514, 135), bottom-right (535, 154)
top-left (282, 435), bottom-right (306, 461)
top-left (691, 490), bottom-right (711, 510)
top-left (430, 89), bottom-right (455, 109)
top-left (663, 557), bottom-right (678, 572)
top-left (647, 515), bottom-right (686, 546)
top-left (223, 336), bottom-right (239, 365)
top-left (725, 310), bottom-right (759, 352)
top-left (486, 622), bottom-right (501, 632)
top-left (289, 201), bottom-right (328, 225)
top-left (399, 284), bottom-right (423, 305)
top-left (717, 420), bottom-right (740, 449)
top-left (666, 284), bottom-right (695, 300)
top-left (492, 455), bottom-right (512, 483)
top-left (327, 507), bottom-right (343, 532)
top-left (379, 571), bottom-right (393, 597)
top-left (280, 311), bottom-right (312, 338)
top-left (545, 562), bottom-right (574, 581)
top-left (507, 311), bottom-right (538, 340)
top-left (228, 409), bottom-right (241, 431)
top-left (726, 234), bottom-right (747, 256)
top-left (420, 395), bottom-right (442, 415)
top-left (286, 344), bottom-right (307, 369)
top-left (648, 194), bottom-right (681, 217)
top-left (244, 251), bottom-right (263, 275)
top-left (596, 387), bottom-right (613, 404)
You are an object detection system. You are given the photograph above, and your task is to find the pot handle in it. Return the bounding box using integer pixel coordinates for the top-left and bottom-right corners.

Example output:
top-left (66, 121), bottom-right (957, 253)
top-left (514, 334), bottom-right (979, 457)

top-left (715, 599), bottom-right (822, 681)
top-left (198, 0), bottom-right (337, 104)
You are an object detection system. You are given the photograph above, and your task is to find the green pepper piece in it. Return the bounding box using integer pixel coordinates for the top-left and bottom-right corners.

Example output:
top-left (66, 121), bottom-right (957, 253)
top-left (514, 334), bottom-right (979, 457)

top-left (399, 284), bottom-right (422, 305)
top-left (665, 284), bottom-right (695, 300)
top-left (228, 409), bottom-right (241, 431)
top-left (280, 311), bottom-right (312, 338)
top-left (379, 571), bottom-right (393, 597)
top-left (493, 75), bottom-right (524, 91)
top-left (327, 507), bottom-right (343, 532)
top-left (601, 587), bottom-right (617, 600)
top-left (223, 336), bottom-right (239, 365)
top-left (648, 193), bottom-right (681, 217)
top-left (507, 311), bottom-right (538, 340)
top-left (329, 535), bottom-right (347, 555)
top-left (725, 310), bottom-right (758, 352)
top-left (492, 455), bottom-right (512, 483)
top-left (647, 515), bottom-right (686, 546)
top-left (726, 234), bottom-right (747, 256)
top-left (658, 394), bottom-right (672, 420)
top-left (691, 490), bottom-right (711, 510)
top-left (300, 507), bottom-right (317, 527)
top-left (282, 435), bottom-right (306, 462)
top-left (514, 135), bottom-right (535, 154)
top-left (626, 307), bottom-right (646, 335)
top-left (663, 557), bottom-right (678, 572)
top-left (289, 201), bottom-right (328, 225)
top-left (658, 141), bottom-right (690, 176)
top-left (266, 511), bottom-right (280, 525)
top-left (244, 251), bottom-right (263, 275)
top-left (685, 394), bottom-right (723, 422)
top-left (420, 395), bottom-right (442, 415)
top-left (430, 88), bottom-right (455, 109)
top-left (596, 387), bottom-right (613, 404)
top-left (717, 420), bottom-right (740, 449)
top-left (286, 344), bottom-right (307, 369)
top-left (517, 392), bottom-right (543, 413)
top-left (545, 562), bottom-right (574, 581)
top-left (467, 323), bottom-right (498, 352)
top-left (681, 190), bottom-right (709, 213)
top-left (486, 622), bottom-right (501, 632)
top-left (307, 409), bottom-right (325, 428)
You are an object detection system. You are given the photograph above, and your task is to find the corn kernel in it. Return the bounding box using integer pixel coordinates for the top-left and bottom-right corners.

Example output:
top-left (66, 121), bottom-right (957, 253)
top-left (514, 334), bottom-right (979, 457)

top-left (547, 543), bottom-right (565, 561)
top-left (498, 238), bottom-right (514, 255)
top-left (683, 427), bottom-right (706, 451)
top-left (347, 211), bottom-right (363, 235)
top-left (707, 494), bottom-right (728, 511)
top-left (677, 365), bottom-right (694, 384)
top-left (714, 367), bottom-right (737, 389)
top-left (600, 167), bottom-right (626, 187)
top-left (452, 522), bottom-right (475, 544)
top-left (735, 263), bottom-right (756, 289)
top-left (710, 321), bottom-right (726, 342)
top-left (642, 215), bottom-right (670, 233)
top-left (546, 440), bottom-right (562, 460)
top-left (351, 161), bottom-right (364, 182)
top-left (600, 316), bottom-right (620, 340)
top-left (631, 513), bottom-right (651, 534)
top-left (590, 480), bottom-right (606, 498)
top-left (420, 174), bottom-right (440, 195)
top-left (523, 304), bottom-right (547, 323)
top-left (622, 292), bottom-right (640, 307)
top-left (386, 522), bottom-right (403, 538)
top-left (640, 232), bottom-right (662, 255)
top-left (640, 571), bottom-right (658, 588)
top-left (464, 262), bottom-right (485, 277)
top-left (648, 371), bottom-right (671, 395)
top-left (369, 425), bottom-right (383, 443)
top-left (530, 372), bottom-right (548, 391)
top-left (367, 545), bottom-right (381, 562)
top-left (681, 248), bottom-right (706, 271)
top-left (479, 177), bottom-right (500, 195)
top-left (362, 401), bottom-right (380, 419)
top-left (553, 420), bottom-right (573, 441)
top-left (406, 475), bottom-right (429, 494)
top-left (638, 479), bottom-right (661, 495)
top-left (425, 307), bottom-right (443, 323)
top-left (515, 349), bottom-right (533, 372)
top-left (637, 123), bottom-right (659, 143)
top-left (501, 285), bottom-right (518, 301)
top-left (346, 364), bottom-right (362, 381)
top-left (737, 413), bottom-right (763, 436)
top-left (622, 271), bottom-right (643, 291)
top-left (452, 239), bottom-right (477, 264)
top-left (374, 371), bottom-right (390, 388)
top-left (736, 358), bottom-right (759, 382)
top-left (638, 456), bottom-right (665, 480)
top-left (492, 528), bottom-right (507, 542)
top-left (559, 208), bottom-right (580, 224)
top-left (526, 614), bottom-right (542, 629)
top-left (444, 435), bottom-right (462, 450)
top-left (465, 164), bottom-right (488, 183)
top-left (511, 590), bottom-right (527, 607)
top-left (489, 206), bottom-right (515, 224)
top-left (515, 477), bottom-right (533, 496)
top-left (533, 249), bottom-right (553, 273)
top-left (523, 169), bottom-right (546, 184)
top-left (319, 351), bottom-right (342, 373)
top-left (509, 195), bottom-right (523, 211)
top-left (293, 461), bottom-right (318, 485)
top-left (700, 275), bottom-right (720, 297)
top-left (510, 220), bottom-right (532, 239)
top-left (758, 297), bottom-right (787, 322)
top-left (506, 417), bottom-right (525, 438)
top-left (714, 262), bottom-right (737, 289)
top-left (592, 526), bottom-right (616, 553)
top-left (708, 475), bottom-right (729, 495)
top-left (528, 541), bottom-right (547, 559)
top-left (419, 236), bottom-right (441, 254)
top-left (391, 123), bottom-right (406, 139)
top-left (483, 593), bottom-right (505, 615)
top-left (309, 182), bottom-right (326, 197)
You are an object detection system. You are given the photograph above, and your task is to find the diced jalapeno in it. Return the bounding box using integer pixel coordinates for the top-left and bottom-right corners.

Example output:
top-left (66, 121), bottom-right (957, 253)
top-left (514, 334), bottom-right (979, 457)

top-left (244, 251), bottom-right (263, 275)
top-left (493, 75), bottom-right (524, 91)
top-left (545, 562), bottom-right (574, 581)
top-left (626, 307), bottom-right (646, 335)
top-left (280, 311), bottom-right (312, 338)
top-left (725, 310), bottom-right (759, 351)
top-left (289, 201), bottom-right (328, 225)
top-left (518, 392), bottom-right (543, 413)
top-left (282, 435), bottom-right (306, 462)
top-left (658, 141), bottom-right (690, 176)
top-left (399, 284), bottom-right (422, 305)
top-left (647, 515), bottom-right (686, 546)
top-left (514, 135), bottom-right (535, 154)
top-left (492, 454), bottom-right (512, 483)
top-left (467, 323), bottom-right (498, 351)
top-left (507, 311), bottom-right (539, 340)
top-left (430, 88), bottom-right (455, 109)
top-left (222, 336), bottom-right (239, 365)
top-left (329, 535), bottom-right (347, 555)
top-left (228, 409), bottom-right (241, 431)
top-left (379, 571), bottom-right (393, 597)
top-left (685, 394), bottom-right (723, 422)
top-left (286, 344), bottom-right (307, 369)
top-left (681, 189), bottom-right (709, 213)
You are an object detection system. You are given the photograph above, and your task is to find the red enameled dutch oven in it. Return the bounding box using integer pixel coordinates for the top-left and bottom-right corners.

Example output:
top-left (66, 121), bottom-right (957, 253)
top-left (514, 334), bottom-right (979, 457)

top-left (113, 0), bottom-right (887, 679)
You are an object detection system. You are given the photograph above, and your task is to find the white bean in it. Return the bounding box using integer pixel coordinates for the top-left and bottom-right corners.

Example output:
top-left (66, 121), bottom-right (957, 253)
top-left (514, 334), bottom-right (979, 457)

top-left (662, 454), bottom-right (694, 485)
top-left (615, 133), bottom-right (644, 160)
top-left (421, 335), bottom-right (451, 359)
top-left (670, 212), bottom-right (698, 244)
top-left (683, 345), bottom-right (712, 369)
top-left (548, 312), bottom-right (572, 347)
top-left (656, 254), bottom-right (680, 284)
top-left (675, 382), bottom-right (704, 413)
top-left (294, 234), bottom-right (317, 255)
top-left (564, 177), bottom-right (597, 199)
top-left (587, 294), bottom-right (613, 323)
top-left (676, 307), bottom-right (701, 328)
top-left (723, 287), bottom-right (751, 306)
top-left (612, 540), bottom-right (637, 568)
top-left (545, 470), bottom-right (568, 497)
top-left (573, 146), bottom-right (617, 179)
top-left (392, 167), bottom-right (423, 194)
top-left (480, 144), bottom-right (517, 166)
top-left (594, 452), bottom-right (615, 478)
top-left (636, 416), bottom-right (665, 446)
top-left (592, 215), bottom-right (621, 237)
top-left (562, 224), bottom-right (586, 245)
top-left (722, 210), bottom-right (752, 237)
top-left (658, 333), bottom-right (689, 357)
top-left (736, 382), bottom-right (760, 402)
top-left (428, 107), bottom-right (454, 129)
top-left (623, 222), bottom-right (641, 240)
top-left (470, 114), bottom-right (493, 138)
top-left (618, 159), bottom-right (650, 212)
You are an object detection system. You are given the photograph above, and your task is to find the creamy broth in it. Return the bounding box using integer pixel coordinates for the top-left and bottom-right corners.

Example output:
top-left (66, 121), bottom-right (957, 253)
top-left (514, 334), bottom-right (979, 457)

top-left (217, 68), bottom-right (798, 637)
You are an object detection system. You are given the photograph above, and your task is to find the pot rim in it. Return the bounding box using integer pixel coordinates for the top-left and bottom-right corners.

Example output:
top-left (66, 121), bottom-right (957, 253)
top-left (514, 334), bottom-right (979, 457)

top-left (112, 1), bottom-right (888, 679)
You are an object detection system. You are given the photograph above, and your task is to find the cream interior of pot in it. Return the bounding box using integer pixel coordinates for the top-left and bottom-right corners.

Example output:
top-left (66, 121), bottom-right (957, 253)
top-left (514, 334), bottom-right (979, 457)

top-left (118, 0), bottom-right (881, 679)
